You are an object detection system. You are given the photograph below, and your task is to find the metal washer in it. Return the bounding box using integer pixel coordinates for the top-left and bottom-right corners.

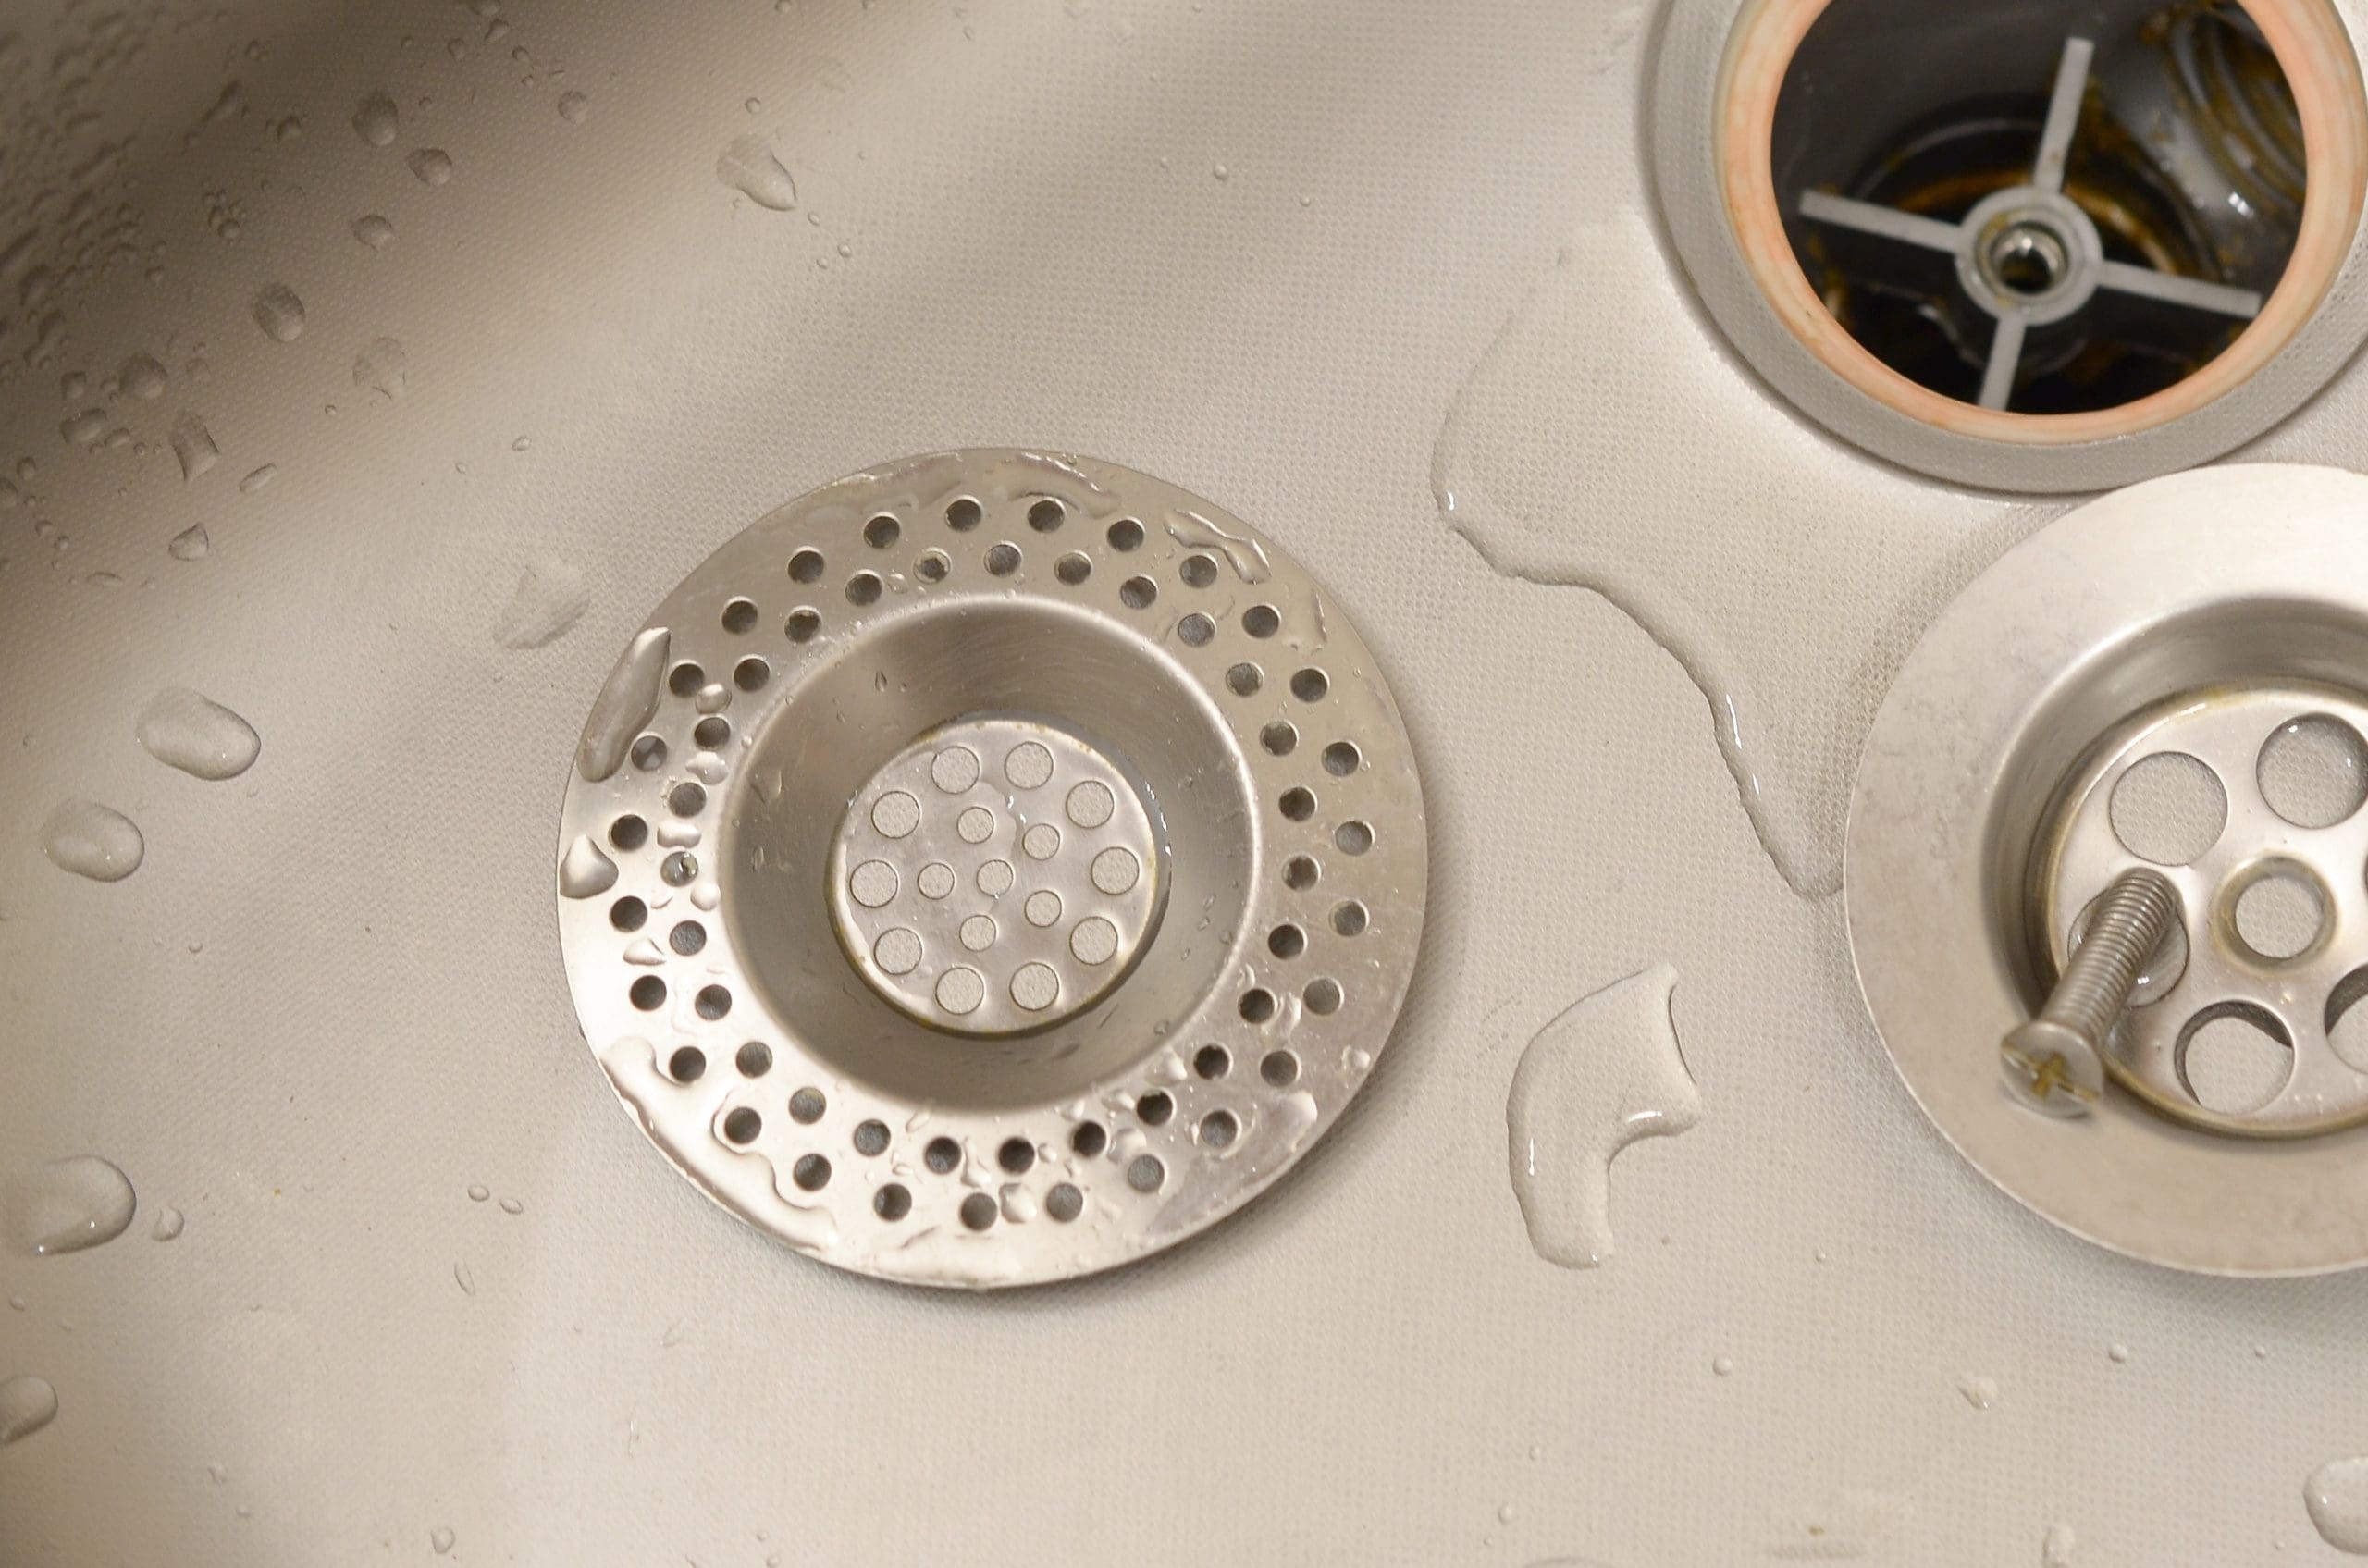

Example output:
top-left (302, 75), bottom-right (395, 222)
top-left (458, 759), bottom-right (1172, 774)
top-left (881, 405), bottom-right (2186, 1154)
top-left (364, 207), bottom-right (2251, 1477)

top-left (556, 451), bottom-right (1427, 1288)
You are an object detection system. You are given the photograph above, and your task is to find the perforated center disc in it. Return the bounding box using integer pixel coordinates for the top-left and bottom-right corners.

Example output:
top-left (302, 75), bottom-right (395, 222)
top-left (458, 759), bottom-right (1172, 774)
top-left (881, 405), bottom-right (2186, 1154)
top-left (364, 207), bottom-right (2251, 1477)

top-left (555, 451), bottom-right (1427, 1288)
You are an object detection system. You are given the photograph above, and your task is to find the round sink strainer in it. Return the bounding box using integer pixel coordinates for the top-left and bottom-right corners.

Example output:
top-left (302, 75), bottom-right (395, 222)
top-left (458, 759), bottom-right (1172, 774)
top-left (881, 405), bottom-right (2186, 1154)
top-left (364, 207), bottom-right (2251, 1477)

top-left (1847, 463), bottom-right (2368, 1275)
top-left (1652, 0), bottom-right (2368, 491)
top-left (554, 451), bottom-right (1426, 1289)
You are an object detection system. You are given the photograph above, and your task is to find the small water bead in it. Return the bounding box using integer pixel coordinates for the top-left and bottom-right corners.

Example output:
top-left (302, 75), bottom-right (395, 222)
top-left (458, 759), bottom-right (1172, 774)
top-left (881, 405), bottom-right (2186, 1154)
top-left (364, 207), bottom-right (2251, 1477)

top-left (0, 1377), bottom-right (59, 1446)
top-left (15, 1154), bottom-right (137, 1253)
top-left (42, 801), bottom-right (143, 882)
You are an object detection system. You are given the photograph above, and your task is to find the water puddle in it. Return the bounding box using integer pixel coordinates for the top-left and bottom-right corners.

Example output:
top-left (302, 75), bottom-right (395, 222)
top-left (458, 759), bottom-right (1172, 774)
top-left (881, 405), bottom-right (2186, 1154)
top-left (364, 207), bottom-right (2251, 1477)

top-left (492, 555), bottom-right (589, 648)
top-left (137, 686), bottom-right (261, 779)
top-left (13, 1154), bottom-right (136, 1253)
top-left (2308, 1456), bottom-right (2368, 1555)
top-left (41, 800), bottom-right (144, 882)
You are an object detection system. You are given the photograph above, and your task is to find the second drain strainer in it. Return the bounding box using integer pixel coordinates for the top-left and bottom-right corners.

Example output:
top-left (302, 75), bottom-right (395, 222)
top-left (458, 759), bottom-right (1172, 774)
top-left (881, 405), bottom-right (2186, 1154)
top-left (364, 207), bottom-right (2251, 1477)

top-left (1847, 463), bottom-right (2368, 1274)
top-left (555, 451), bottom-right (1425, 1288)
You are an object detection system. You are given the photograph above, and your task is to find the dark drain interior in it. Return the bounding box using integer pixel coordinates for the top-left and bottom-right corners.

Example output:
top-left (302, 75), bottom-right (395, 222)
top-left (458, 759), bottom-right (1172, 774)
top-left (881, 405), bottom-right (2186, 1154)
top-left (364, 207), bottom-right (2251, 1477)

top-left (1776, 0), bottom-right (2304, 414)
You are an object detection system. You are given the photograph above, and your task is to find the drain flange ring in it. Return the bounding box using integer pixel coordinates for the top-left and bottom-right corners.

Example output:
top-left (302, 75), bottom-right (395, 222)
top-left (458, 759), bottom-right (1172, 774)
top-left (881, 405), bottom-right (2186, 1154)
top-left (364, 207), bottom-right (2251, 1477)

top-left (556, 451), bottom-right (1426, 1288)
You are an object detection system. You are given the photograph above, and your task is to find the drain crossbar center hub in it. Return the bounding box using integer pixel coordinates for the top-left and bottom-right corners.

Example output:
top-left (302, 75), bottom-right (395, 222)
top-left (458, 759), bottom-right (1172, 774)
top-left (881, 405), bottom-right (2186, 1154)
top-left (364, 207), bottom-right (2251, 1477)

top-left (828, 716), bottom-right (1167, 1036)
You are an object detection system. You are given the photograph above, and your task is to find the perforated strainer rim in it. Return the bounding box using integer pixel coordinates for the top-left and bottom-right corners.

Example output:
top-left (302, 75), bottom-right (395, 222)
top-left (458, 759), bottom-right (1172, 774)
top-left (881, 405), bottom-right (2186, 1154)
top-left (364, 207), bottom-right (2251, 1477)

top-left (554, 451), bottom-right (1427, 1289)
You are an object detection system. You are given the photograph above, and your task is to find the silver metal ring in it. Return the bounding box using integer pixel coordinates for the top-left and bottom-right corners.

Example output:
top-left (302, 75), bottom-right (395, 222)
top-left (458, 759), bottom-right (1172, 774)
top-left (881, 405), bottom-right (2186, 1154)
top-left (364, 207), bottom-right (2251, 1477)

top-left (555, 451), bottom-right (1427, 1288)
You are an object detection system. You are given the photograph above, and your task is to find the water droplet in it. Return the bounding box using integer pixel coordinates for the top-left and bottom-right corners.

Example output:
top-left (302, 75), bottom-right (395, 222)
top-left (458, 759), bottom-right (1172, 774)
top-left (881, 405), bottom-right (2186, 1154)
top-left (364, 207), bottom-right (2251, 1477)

top-left (558, 834), bottom-right (618, 898)
top-left (1956, 1373), bottom-right (1998, 1410)
top-left (60, 372), bottom-right (87, 401)
top-left (250, 283), bottom-right (304, 341)
top-left (353, 91), bottom-right (399, 146)
top-left (238, 463), bottom-right (278, 494)
top-left (13, 1154), bottom-right (136, 1253)
top-left (273, 115), bottom-right (302, 142)
top-left (2309, 1458), bottom-right (2368, 1554)
top-left (576, 626), bottom-right (671, 782)
top-left (136, 687), bottom-right (261, 780)
top-left (1212, 162), bottom-right (1228, 180)
top-left (661, 1319), bottom-right (687, 1347)
top-left (353, 338), bottom-right (409, 400)
top-left (1497, 1503), bottom-right (1516, 1524)
top-left (499, 1196), bottom-right (522, 1215)
top-left (169, 413), bottom-right (220, 481)
top-left (717, 133), bottom-right (796, 210)
top-left (431, 1525), bottom-right (457, 1554)
top-left (557, 90), bottom-right (588, 123)
top-left (0, 1376), bottom-right (58, 1447)
top-left (120, 353), bottom-right (166, 400)
top-left (2107, 1343), bottom-right (2129, 1364)
top-left (408, 148), bottom-right (454, 186)
top-left (59, 409), bottom-right (105, 447)
top-left (168, 523), bottom-right (211, 561)
top-left (1507, 964), bottom-right (1697, 1267)
top-left (511, 436), bottom-right (530, 451)
top-left (2043, 1522), bottom-right (2078, 1566)
top-left (452, 1262), bottom-right (475, 1295)
top-left (352, 215), bottom-right (395, 250)
top-left (151, 1206), bottom-right (184, 1241)
top-left (491, 555), bottom-right (588, 648)
top-left (42, 801), bottom-right (144, 882)
top-left (1711, 1355), bottom-right (1734, 1377)
top-left (467, 1184), bottom-right (490, 1203)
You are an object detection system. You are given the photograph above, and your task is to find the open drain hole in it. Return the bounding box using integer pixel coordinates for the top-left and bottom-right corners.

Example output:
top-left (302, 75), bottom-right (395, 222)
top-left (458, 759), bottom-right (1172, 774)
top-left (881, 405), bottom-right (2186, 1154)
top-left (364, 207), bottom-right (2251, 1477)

top-left (2109, 751), bottom-right (2226, 865)
top-left (2175, 1000), bottom-right (2296, 1113)
top-left (2223, 860), bottom-right (2328, 963)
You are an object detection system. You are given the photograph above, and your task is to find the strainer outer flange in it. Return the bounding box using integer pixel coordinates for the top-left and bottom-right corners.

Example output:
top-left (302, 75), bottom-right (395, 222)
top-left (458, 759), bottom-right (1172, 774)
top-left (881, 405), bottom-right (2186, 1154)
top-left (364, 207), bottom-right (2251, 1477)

top-left (555, 451), bottom-right (1426, 1289)
top-left (1845, 463), bottom-right (2368, 1275)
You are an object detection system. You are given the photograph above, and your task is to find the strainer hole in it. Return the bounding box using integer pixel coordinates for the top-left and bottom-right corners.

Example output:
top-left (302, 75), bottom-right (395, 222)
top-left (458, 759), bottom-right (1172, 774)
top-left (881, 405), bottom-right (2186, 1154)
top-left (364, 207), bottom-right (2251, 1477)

top-left (960, 1192), bottom-right (998, 1230)
top-left (1027, 499), bottom-right (1066, 533)
top-left (734, 657), bottom-right (771, 692)
top-left (630, 735), bottom-right (667, 772)
top-left (1268, 923), bottom-right (1306, 958)
top-left (1290, 667), bottom-right (1329, 702)
top-left (1336, 821), bottom-right (1373, 856)
top-left (1137, 1091), bottom-right (1174, 1126)
top-left (1304, 977), bottom-right (1343, 1015)
top-left (1120, 575), bottom-right (1158, 609)
top-left (2177, 1003), bottom-right (2295, 1114)
top-left (1199, 1109), bottom-right (1238, 1148)
top-left (998, 1136), bottom-right (1036, 1173)
top-left (2258, 715), bottom-right (2368, 829)
top-left (789, 1086), bottom-right (827, 1124)
top-left (792, 1154), bottom-right (832, 1191)
top-left (629, 976), bottom-right (666, 1011)
top-left (1261, 1049), bottom-right (1300, 1087)
top-left (667, 1045), bottom-right (706, 1083)
top-left (1242, 604), bottom-right (1279, 638)
top-left (1240, 987), bottom-right (1276, 1023)
top-left (669, 920), bottom-right (706, 955)
top-left (721, 599), bottom-right (758, 634)
top-left (722, 1106), bottom-right (761, 1144)
top-left (695, 984), bottom-right (733, 1020)
top-left (874, 1183), bottom-right (911, 1220)
top-left (668, 661), bottom-right (704, 698)
top-left (853, 1118), bottom-right (890, 1155)
top-left (2109, 752), bottom-right (2226, 866)
top-left (1178, 612), bottom-right (1215, 647)
top-left (1127, 1154), bottom-right (1166, 1192)
top-left (1046, 1182), bottom-right (1084, 1222)
top-left (1323, 741), bottom-right (1361, 776)
top-left (610, 814), bottom-right (649, 851)
top-left (1283, 855), bottom-right (1319, 890)
top-left (1279, 787), bottom-right (1316, 821)
top-left (864, 513), bottom-right (900, 549)
top-left (1332, 900), bottom-right (1369, 936)
top-left (785, 608), bottom-right (820, 642)
top-left (924, 1135), bottom-right (961, 1174)
top-left (609, 895), bottom-right (648, 932)
top-left (1227, 662), bottom-right (1263, 697)
top-left (734, 1041), bottom-right (772, 1078)
top-left (1261, 721), bottom-right (1297, 757)
top-left (986, 542), bottom-right (1021, 576)
top-left (2328, 968), bottom-right (2368, 1074)
top-left (1180, 553), bottom-right (1217, 588)
top-left (1055, 551), bottom-right (1092, 585)
top-left (1106, 518), bottom-right (1144, 551)
top-left (846, 572), bottom-right (883, 606)
top-left (917, 550), bottom-right (949, 583)
top-left (945, 498), bottom-right (982, 532)
top-left (787, 548), bottom-right (825, 583)
top-left (694, 716), bottom-right (731, 749)
top-left (1193, 1044), bottom-right (1231, 1080)
top-left (668, 783), bottom-right (705, 818)
top-left (1070, 1121), bottom-right (1107, 1157)
top-left (2229, 866), bottom-right (2327, 962)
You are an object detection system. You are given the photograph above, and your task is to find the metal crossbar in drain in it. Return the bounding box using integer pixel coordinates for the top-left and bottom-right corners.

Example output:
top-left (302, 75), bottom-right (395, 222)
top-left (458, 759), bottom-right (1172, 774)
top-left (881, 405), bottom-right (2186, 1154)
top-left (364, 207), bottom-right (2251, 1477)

top-left (1848, 464), bottom-right (2368, 1274)
top-left (554, 451), bottom-right (1425, 1288)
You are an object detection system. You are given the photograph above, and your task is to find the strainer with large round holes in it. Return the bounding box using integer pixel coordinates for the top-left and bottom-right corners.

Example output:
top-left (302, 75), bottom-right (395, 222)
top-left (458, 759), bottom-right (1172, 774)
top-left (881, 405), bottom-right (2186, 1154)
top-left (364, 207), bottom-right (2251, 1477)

top-left (1847, 463), bottom-right (2368, 1275)
top-left (554, 451), bottom-right (1426, 1289)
